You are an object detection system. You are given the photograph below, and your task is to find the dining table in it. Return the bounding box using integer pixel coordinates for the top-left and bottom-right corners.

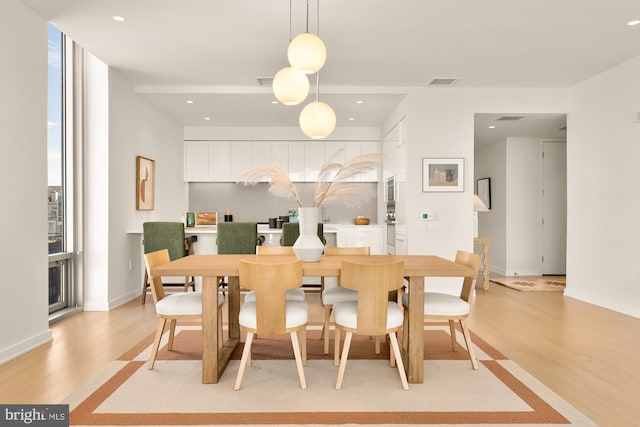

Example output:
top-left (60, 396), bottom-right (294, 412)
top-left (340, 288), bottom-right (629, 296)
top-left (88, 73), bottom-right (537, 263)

top-left (149, 253), bottom-right (475, 384)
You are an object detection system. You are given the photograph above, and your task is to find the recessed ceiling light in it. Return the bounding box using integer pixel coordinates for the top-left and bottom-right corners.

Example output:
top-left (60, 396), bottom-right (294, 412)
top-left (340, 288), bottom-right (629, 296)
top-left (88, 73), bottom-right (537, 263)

top-left (271, 100), bottom-right (279, 104)
top-left (488, 125), bottom-right (496, 129)
top-left (348, 117), bottom-right (355, 121)
top-left (627, 19), bottom-right (640, 26)
top-left (355, 100), bottom-right (364, 104)
top-left (185, 100), bottom-right (194, 104)
top-left (203, 117), bottom-right (211, 121)
top-left (112, 15), bottom-right (126, 22)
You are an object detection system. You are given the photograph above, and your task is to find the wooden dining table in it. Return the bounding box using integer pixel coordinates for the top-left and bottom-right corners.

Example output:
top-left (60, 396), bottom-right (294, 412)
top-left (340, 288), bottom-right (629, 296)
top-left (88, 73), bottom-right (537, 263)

top-left (150, 253), bottom-right (475, 384)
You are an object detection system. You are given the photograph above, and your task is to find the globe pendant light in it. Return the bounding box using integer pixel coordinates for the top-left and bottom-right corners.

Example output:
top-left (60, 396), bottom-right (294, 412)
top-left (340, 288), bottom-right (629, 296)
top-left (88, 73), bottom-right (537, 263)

top-left (288, 0), bottom-right (326, 74)
top-left (272, 66), bottom-right (309, 105)
top-left (299, 100), bottom-right (336, 139)
top-left (288, 32), bottom-right (326, 74)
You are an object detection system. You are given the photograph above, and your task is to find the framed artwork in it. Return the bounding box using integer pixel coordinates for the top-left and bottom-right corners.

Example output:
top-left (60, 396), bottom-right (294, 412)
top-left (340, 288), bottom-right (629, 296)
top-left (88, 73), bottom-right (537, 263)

top-left (422, 158), bottom-right (464, 192)
top-left (136, 156), bottom-right (155, 210)
top-left (477, 177), bottom-right (491, 209)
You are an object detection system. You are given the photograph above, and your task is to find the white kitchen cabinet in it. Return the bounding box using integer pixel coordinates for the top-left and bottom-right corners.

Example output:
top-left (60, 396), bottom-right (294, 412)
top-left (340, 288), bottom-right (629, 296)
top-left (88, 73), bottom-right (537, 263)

top-left (251, 141), bottom-right (272, 170)
top-left (334, 225), bottom-right (382, 254)
top-left (288, 142), bottom-right (305, 182)
top-left (271, 141), bottom-right (289, 174)
top-left (184, 141), bottom-right (210, 181)
top-left (304, 142), bottom-right (324, 181)
top-left (209, 141), bottom-right (232, 181)
top-left (231, 141), bottom-right (252, 181)
top-left (361, 141), bottom-right (379, 182)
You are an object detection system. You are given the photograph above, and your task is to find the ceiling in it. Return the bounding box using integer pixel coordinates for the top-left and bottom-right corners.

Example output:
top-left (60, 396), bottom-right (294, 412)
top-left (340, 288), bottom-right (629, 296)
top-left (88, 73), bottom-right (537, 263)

top-left (21, 0), bottom-right (640, 139)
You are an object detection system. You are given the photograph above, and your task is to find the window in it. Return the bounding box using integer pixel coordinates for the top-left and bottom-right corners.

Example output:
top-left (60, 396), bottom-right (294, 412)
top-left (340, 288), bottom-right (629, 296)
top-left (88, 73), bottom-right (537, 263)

top-left (48, 24), bottom-right (81, 318)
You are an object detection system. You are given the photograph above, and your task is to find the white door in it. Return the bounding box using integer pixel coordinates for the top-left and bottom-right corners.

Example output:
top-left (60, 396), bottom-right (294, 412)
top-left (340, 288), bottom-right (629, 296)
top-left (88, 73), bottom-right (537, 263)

top-left (542, 141), bottom-right (567, 275)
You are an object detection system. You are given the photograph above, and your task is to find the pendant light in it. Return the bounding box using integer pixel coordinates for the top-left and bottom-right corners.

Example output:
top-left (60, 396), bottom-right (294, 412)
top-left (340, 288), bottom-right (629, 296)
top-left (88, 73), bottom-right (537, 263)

top-left (288, 0), bottom-right (326, 74)
top-left (299, 72), bottom-right (335, 138)
top-left (272, 0), bottom-right (309, 105)
top-left (272, 66), bottom-right (309, 105)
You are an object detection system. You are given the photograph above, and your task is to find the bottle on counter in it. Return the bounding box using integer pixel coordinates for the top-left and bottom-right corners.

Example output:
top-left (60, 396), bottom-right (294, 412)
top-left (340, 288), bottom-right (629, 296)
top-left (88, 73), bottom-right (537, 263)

top-left (288, 208), bottom-right (298, 223)
top-left (224, 209), bottom-right (233, 222)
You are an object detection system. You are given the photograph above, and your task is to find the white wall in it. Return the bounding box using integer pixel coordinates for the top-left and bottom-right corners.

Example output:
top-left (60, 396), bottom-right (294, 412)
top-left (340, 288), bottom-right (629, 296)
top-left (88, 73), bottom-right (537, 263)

top-left (384, 88), bottom-right (570, 294)
top-left (0, 0), bottom-right (52, 363)
top-left (109, 69), bottom-right (187, 308)
top-left (567, 55), bottom-right (640, 317)
top-left (475, 140), bottom-right (507, 273)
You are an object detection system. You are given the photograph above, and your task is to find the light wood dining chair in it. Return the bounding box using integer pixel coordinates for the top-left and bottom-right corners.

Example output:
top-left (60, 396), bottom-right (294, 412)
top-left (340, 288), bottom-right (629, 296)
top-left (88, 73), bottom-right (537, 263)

top-left (235, 259), bottom-right (308, 390)
top-left (333, 260), bottom-right (408, 390)
top-left (320, 246), bottom-right (370, 364)
top-left (144, 249), bottom-right (224, 370)
top-left (402, 250), bottom-right (481, 369)
top-left (244, 246), bottom-right (305, 303)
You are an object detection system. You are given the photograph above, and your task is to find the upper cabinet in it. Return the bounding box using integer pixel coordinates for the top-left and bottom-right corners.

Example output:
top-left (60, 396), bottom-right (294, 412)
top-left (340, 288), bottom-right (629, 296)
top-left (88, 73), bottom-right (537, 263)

top-left (184, 140), bottom-right (379, 183)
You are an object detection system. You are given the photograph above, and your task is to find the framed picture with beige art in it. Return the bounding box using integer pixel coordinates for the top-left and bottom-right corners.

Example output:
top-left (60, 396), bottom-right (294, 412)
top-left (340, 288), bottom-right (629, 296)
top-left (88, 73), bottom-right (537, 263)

top-left (422, 158), bottom-right (464, 192)
top-left (136, 156), bottom-right (155, 210)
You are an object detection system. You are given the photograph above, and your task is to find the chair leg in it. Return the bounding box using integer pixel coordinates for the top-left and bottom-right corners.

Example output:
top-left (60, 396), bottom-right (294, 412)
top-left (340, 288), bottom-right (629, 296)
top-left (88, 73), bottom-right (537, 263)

top-left (234, 332), bottom-right (254, 390)
top-left (459, 318), bottom-right (479, 370)
top-left (389, 332), bottom-right (409, 390)
top-left (167, 319), bottom-right (177, 351)
top-left (141, 270), bottom-right (149, 304)
top-left (290, 331), bottom-right (307, 389)
top-left (148, 318), bottom-right (167, 370)
top-left (335, 331), bottom-right (353, 389)
top-left (299, 328), bottom-right (307, 366)
top-left (334, 328), bottom-right (341, 367)
top-left (448, 319), bottom-right (457, 351)
top-left (390, 334), bottom-right (396, 367)
top-left (323, 306), bottom-right (332, 354)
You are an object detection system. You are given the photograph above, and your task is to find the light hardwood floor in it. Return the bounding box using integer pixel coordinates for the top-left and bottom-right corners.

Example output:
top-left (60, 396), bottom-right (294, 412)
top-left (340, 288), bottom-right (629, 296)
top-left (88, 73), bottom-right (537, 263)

top-left (1, 285), bottom-right (639, 426)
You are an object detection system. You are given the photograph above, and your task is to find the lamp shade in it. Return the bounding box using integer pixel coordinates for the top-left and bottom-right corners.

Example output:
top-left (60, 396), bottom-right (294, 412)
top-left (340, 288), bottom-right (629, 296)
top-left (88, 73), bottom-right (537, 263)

top-left (272, 67), bottom-right (310, 105)
top-left (288, 32), bottom-right (327, 74)
top-left (299, 101), bottom-right (336, 139)
top-left (473, 194), bottom-right (489, 212)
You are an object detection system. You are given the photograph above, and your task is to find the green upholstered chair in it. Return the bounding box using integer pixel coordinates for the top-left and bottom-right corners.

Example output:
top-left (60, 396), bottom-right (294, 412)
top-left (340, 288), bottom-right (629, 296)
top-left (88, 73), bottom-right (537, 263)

top-left (216, 222), bottom-right (264, 254)
top-left (280, 222), bottom-right (326, 246)
top-left (216, 222), bottom-right (264, 294)
top-left (141, 222), bottom-right (197, 304)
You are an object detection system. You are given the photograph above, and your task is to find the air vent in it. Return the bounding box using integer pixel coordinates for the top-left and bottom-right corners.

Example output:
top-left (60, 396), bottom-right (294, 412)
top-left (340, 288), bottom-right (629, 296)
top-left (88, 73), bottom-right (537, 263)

top-left (428, 78), bottom-right (458, 86)
top-left (256, 77), bottom-right (274, 86)
top-left (496, 115), bottom-right (526, 121)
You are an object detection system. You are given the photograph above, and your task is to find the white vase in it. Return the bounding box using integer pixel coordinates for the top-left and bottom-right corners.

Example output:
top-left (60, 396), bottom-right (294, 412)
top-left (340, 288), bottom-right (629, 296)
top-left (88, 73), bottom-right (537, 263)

top-left (293, 207), bottom-right (325, 262)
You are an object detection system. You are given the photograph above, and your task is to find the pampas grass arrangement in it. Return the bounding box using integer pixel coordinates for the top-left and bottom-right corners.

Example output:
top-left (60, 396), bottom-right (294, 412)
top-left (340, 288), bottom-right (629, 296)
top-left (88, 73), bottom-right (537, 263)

top-left (236, 149), bottom-right (379, 208)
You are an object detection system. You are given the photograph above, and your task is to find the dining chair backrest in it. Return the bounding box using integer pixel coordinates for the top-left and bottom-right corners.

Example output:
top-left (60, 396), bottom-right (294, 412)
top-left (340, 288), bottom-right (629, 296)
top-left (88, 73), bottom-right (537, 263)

top-left (256, 245), bottom-right (295, 256)
top-left (144, 249), bottom-right (171, 305)
top-left (324, 246), bottom-right (370, 256)
top-left (281, 222), bottom-right (325, 246)
top-left (456, 250), bottom-right (481, 303)
top-left (239, 259), bottom-right (304, 335)
top-left (143, 222), bottom-right (188, 261)
top-left (339, 260), bottom-right (404, 336)
top-left (217, 222), bottom-right (261, 254)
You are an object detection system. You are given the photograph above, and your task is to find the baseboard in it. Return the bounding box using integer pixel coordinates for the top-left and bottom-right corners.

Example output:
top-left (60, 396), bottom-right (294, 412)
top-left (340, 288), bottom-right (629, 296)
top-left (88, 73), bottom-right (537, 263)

top-left (0, 329), bottom-right (53, 365)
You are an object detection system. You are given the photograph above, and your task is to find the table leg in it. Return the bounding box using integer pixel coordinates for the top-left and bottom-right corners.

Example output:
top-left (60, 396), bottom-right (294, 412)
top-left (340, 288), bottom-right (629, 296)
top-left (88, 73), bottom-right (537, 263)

top-left (202, 275), bottom-right (218, 384)
top-left (227, 276), bottom-right (240, 339)
top-left (406, 275), bottom-right (424, 383)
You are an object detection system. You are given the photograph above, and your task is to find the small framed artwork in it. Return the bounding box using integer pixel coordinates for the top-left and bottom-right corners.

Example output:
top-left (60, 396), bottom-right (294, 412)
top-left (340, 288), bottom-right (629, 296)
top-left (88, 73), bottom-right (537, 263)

top-left (136, 156), bottom-right (155, 210)
top-left (422, 158), bottom-right (464, 192)
top-left (477, 177), bottom-right (491, 209)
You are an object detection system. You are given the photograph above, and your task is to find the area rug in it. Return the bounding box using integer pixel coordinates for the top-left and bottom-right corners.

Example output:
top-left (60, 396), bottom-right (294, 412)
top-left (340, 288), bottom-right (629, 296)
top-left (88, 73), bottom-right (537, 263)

top-left (490, 276), bottom-right (566, 292)
top-left (64, 323), bottom-right (595, 426)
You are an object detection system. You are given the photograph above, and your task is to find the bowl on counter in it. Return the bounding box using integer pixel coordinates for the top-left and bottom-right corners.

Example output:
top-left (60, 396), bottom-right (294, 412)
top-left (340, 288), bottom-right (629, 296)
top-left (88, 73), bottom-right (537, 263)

top-left (354, 216), bottom-right (370, 225)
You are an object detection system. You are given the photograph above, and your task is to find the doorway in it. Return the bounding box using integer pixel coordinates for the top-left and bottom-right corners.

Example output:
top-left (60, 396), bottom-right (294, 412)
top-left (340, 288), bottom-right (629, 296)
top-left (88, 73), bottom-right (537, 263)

top-left (474, 113), bottom-right (567, 278)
